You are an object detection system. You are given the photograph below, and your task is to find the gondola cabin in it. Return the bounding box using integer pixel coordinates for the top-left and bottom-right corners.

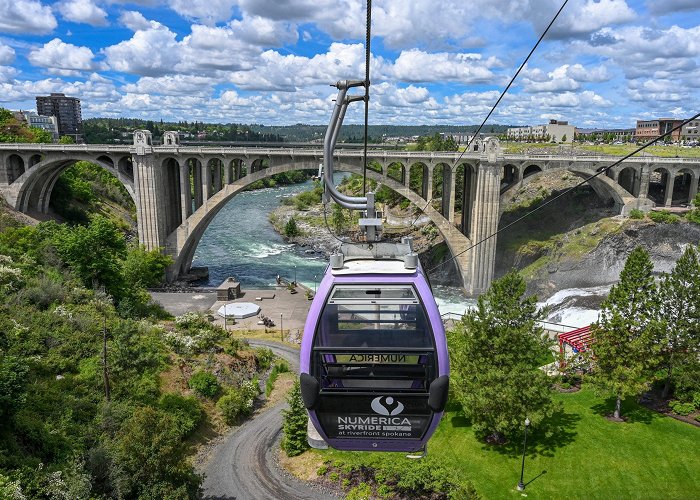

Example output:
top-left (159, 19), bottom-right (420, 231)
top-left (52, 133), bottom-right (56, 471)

top-left (300, 243), bottom-right (449, 452)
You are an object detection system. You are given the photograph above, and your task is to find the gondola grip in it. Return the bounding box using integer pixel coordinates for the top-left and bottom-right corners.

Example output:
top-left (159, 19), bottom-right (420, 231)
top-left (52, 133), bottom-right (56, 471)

top-left (299, 373), bottom-right (320, 409)
top-left (428, 375), bottom-right (449, 412)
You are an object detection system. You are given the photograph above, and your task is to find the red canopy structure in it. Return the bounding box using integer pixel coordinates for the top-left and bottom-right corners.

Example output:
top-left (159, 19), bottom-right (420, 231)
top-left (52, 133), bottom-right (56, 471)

top-left (558, 325), bottom-right (594, 367)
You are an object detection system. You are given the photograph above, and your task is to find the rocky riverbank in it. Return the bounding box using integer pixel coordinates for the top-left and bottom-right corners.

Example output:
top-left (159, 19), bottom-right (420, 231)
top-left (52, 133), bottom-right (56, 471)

top-left (268, 203), bottom-right (461, 286)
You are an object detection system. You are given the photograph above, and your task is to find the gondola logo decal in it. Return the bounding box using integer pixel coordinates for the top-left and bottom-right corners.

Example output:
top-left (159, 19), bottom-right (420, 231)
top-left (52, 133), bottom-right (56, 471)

top-left (371, 396), bottom-right (404, 416)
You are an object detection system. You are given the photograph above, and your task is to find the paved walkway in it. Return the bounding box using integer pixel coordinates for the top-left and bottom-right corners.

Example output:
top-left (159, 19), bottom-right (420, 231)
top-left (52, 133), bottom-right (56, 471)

top-left (211, 285), bottom-right (313, 336)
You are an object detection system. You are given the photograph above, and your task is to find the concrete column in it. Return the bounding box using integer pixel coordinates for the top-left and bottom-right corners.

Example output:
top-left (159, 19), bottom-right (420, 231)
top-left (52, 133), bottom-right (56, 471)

top-left (446, 165), bottom-right (456, 224)
top-left (0, 154), bottom-right (8, 185)
top-left (421, 165), bottom-right (430, 201)
top-left (179, 162), bottom-right (191, 221)
top-left (193, 162), bottom-right (203, 209)
top-left (639, 166), bottom-right (651, 200)
top-left (689, 175), bottom-right (698, 204)
top-left (664, 174), bottom-right (674, 207)
top-left (632, 167), bottom-right (642, 197)
top-left (426, 166), bottom-right (434, 204)
top-left (201, 162), bottom-right (210, 201)
top-left (133, 151), bottom-right (168, 252)
top-left (225, 162), bottom-right (232, 184)
top-left (467, 162), bottom-right (501, 295)
top-left (213, 162), bottom-right (222, 192)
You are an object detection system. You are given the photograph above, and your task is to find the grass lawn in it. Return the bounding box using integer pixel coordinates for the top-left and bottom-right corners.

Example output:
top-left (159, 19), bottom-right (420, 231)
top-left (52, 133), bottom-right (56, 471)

top-left (313, 387), bottom-right (699, 499)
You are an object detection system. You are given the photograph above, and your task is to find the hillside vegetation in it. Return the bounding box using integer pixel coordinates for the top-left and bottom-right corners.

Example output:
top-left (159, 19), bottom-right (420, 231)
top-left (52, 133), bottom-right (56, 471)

top-left (0, 214), bottom-right (272, 498)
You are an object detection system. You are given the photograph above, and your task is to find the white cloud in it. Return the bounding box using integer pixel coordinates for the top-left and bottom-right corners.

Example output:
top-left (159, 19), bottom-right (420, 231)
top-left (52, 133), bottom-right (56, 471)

top-left (530, 0), bottom-right (636, 39)
top-left (388, 49), bottom-right (497, 83)
top-left (28, 38), bottom-right (98, 75)
top-left (0, 43), bottom-right (15, 65)
top-left (169, 0), bottom-right (237, 25)
top-left (57, 0), bottom-right (109, 27)
top-left (0, 0), bottom-right (57, 34)
top-left (647, 0), bottom-right (699, 15)
top-left (104, 23), bottom-right (181, 76)
top-left (521, 63), bottom-right (611, 92)
top-left (0, 65), bottom-right (17, 83)
top-left (228, 15), bottom-right (298, 47)
top-left (119, 10), bottom-right (152, 31)
top-left (229, 43), bottom-right (367, 91)
top-left (123, 74), bottom-right (216, 96)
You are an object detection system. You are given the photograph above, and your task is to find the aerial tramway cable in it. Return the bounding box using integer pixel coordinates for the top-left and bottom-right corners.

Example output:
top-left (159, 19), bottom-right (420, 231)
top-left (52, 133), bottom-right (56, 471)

top-left (362, 0), bottom-right (372, 195)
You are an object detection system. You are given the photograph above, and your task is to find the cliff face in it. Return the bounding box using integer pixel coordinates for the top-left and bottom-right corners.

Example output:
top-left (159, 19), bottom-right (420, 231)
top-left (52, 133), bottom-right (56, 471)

top-left (520, 219), bottom-right (700, 297)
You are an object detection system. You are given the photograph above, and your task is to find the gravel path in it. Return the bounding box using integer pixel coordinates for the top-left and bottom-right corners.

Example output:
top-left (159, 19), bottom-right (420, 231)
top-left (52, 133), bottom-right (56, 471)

top-left (201, 340), bottom-right (337, 500)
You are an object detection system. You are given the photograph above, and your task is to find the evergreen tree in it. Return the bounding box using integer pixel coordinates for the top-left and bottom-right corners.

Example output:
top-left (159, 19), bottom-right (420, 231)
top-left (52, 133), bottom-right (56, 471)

top-left (284, 217), bottom-right (300, 237)
top-left (589, 247), bottom-right (658, 419)
top-left (654, 245), bottom-right (700, 398)
top-left (449, 271), bottom-right (557, 441)
top-left (281, 381), bottom-right (309, 456)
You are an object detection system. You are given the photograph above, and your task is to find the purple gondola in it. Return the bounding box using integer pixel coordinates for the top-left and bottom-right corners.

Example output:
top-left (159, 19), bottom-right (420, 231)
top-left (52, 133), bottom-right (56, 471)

top-left (299, 243), bottom-right (449, 452)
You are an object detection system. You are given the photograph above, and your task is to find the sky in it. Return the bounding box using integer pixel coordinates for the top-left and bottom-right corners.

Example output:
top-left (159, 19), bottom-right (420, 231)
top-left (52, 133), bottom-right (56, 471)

top-left (0, 0), bottom-right (698, 128)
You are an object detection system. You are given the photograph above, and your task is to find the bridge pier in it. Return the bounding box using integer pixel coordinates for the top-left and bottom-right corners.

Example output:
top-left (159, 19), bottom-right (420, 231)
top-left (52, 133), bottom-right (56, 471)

top-left (465, 161), bottom-right (500, 295)
top-left (132, 131), bottom-right (170, 253)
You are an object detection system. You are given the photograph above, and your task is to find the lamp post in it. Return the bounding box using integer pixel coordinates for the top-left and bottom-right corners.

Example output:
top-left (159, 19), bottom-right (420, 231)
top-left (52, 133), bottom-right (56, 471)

top-left (314, 275), bottom-right (317, 294)
top-left (280, 313), bottom-right (283, 342)
top-left (517, 417), bottom-right (531, 491)
top-left (294, 265), bottom-right (297, 286)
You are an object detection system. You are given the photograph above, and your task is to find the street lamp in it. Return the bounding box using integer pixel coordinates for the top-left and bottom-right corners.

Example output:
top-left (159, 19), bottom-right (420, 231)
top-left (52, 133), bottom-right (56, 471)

top-left (517, 417), bottom-right (531, 491)
top-left (314, 274), bottom-right (317, 294)
top-left (294, 265), bottom-right (297, 286)
top-left (280, 313), bottom-right (283, 342)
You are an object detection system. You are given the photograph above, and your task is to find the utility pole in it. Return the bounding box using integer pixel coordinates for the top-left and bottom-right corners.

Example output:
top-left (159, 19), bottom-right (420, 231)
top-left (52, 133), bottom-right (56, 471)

top-left (102, 315), bottom-right (111, 402)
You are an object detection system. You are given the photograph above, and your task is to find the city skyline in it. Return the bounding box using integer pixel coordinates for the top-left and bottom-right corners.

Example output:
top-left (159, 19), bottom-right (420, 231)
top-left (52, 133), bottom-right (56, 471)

top-left (0, 0), bottom-right (698, 127)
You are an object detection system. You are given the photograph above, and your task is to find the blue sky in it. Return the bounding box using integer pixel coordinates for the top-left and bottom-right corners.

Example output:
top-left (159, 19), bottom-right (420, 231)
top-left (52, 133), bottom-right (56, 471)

top-left (0, 0), bottom-right (698, 128)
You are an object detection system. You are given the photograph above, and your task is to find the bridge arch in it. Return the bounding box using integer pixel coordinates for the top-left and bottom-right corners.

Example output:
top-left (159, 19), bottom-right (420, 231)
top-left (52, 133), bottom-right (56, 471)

top-left (499, 165), bottom-right (634, 213)
top-left (672, 168), bottom-right (695, 205)
top-left (167, 161), bottom-right (467, 285)
top-left (408, 162), bottom-right (429, 200)
top-left (9, 155), bottom-right (136, 214)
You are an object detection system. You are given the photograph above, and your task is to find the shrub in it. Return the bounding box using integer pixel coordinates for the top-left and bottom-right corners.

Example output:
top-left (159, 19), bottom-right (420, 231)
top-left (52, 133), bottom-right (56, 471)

top-left (188, 370), bottom-right (220, 398)
top-left (255, 347), bottom-right (275, 370)
top-left (347, 482), bottom-right (372, 500)
top-left (648, 210), bottom-right (680, 224)
top-left (669, 400), bottom-right (696, 416)
top-left (629, 208), bottom-right (644, 219)
top-left (158, 393), bottom-right (203, 438)
top-left (217, 380), bottom-right (259, 424)
top-left (265, 360), bottom-right (290, 396)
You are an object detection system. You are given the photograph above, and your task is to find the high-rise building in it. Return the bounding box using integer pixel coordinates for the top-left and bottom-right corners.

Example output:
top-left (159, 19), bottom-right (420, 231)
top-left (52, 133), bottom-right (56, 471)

top-left (36, 93), bottom-right (83, 142)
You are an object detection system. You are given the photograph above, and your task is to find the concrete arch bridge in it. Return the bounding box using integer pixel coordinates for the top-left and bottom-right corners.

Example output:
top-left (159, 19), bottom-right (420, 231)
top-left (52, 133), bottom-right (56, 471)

top-left (1, 131), bottom-right (698, 295)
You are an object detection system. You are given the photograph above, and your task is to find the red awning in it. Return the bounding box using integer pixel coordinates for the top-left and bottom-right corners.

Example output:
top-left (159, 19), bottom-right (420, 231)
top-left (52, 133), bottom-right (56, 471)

top-left (558, 325), bottom-right (593, 353)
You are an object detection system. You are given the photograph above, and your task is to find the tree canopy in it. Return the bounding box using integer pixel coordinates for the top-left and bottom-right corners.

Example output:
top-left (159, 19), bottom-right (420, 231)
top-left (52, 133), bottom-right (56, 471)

top-left (449, 270), bottom-right (557, 441)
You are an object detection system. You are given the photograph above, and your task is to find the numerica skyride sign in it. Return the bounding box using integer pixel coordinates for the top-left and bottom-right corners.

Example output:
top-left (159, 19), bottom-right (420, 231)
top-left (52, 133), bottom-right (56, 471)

top-left (319, 395), bottom-right (432, 440)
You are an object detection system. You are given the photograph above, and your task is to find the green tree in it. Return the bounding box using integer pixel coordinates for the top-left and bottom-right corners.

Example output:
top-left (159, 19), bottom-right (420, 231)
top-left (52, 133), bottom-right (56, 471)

top-left (331, 202), bottom-right (347, 233)
top-left (654, 245), bottom-right (700, 398)
top-left (449, 271), bottom-right (557, 441)
top-left (122, 245), bottom-right (172, 288)
top-left (589, 247), bottom-right (658, 419)
top-left (281, 380), bottom-right (309, 456)
top-left (284, 217), bottom-right (300, 237)
top-left (110, 406), bottom-right (201, 498)
top-left (50, 216), bottom-right (127, 298)
top-left (0, 355), bottom-right (29, 424)
top-left (58, 135), bottom-right (75, 144)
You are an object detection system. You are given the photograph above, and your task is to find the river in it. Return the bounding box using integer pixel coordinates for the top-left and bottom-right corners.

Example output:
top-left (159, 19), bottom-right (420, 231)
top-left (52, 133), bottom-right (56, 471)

top-left (192, 179), bottom-right (602, 327)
